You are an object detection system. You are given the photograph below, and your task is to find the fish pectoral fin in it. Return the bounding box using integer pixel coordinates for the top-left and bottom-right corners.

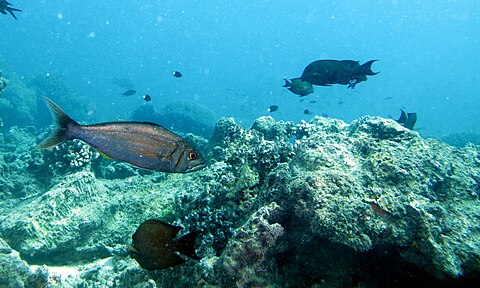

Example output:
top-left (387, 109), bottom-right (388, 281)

top-left (97, 151), bottom-right (114, 160)
top-left (127, 245), bottom-right (138, 254)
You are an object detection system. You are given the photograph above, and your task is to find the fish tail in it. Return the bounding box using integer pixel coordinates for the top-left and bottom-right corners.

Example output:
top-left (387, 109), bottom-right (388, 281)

top-left (174, 231), bottom-right (202, 260)
top-left (36, 97), bottom-right (80, 149)
top-left (283, 79), bottom-right (292, 87)
top-left (361, 60), bottom-right (379, 75)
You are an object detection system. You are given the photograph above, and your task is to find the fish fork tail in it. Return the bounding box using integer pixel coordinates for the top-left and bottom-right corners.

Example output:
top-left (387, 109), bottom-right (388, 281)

top-left (361, 60), bottom-right (379, 76)
top-left (36, 97), bottom-right (80, 149)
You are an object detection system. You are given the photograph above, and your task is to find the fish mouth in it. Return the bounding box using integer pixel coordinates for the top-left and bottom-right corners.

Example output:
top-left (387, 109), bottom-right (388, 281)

top-left (185, 162), bottom-right (207, 173)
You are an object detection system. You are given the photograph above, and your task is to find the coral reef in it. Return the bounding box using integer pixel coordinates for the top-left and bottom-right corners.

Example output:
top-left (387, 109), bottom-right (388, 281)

top-left (0, 69), bottom-right (7, 95)
top-left (1, 113), bottom-right (480, 287)
top-left (0, 238), bottom-right (48, 288)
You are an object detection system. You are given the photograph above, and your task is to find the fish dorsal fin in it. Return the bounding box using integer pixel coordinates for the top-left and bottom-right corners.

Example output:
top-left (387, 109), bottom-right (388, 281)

top-left (174, 231), bottom-right (202, 261)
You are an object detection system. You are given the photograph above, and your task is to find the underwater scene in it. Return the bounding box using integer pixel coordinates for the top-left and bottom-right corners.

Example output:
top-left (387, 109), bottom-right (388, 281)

top-left (1, 1), bottom-right (480, 287)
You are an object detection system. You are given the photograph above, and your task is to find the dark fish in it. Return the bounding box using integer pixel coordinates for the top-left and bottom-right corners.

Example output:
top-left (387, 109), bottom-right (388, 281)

top-left (383, 96), bottom-right (394, 100)
top-left (130, 219), bottom-right (201, 270)
top-left (268, 105), bottom-right (279, 112)
top-left (304, 109), bottom-right (311, 115)
top-left (283, 78), bottom-right (314, 97)
top-left (121, 89), bottom-right (136, 97)
top-left (143, 94), bottom-right (151, 102)
top-left (338, 100), bottom-right (345, 105)
top-left (347, 79), bottom-right (357, 89)
top-left (309, 100), bottom-right (317, 104)
top-left (395, 109), bottom-right (417, 130)
top-left (300, 59), bottom-right (378, 88)
top-left (0, 0), bottom-right (21, 20)
top-left (36, 97), bottom-right (206, 173)
top-left (284, 59), bottom-right (378, 95)
top-left (173, 71), bottom-right (183, 78)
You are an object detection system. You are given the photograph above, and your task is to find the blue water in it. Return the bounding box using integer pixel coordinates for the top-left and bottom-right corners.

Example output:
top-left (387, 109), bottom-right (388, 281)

top-left (1, 1), bottom-right (479, 137)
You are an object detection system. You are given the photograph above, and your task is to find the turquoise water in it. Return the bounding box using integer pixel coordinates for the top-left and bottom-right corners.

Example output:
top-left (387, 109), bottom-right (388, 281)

top-left (1, 1), bottom-right (480, 287)
top-left (1, 1), bottom-right (479, 137)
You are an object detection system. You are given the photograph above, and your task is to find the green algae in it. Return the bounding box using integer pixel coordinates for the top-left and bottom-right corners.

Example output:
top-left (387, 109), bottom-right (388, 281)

top-left (1, 109), bottom-right (480, 286)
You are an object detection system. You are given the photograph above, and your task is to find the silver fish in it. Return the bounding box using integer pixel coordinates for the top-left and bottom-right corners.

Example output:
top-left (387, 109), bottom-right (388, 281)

top-left (37, 97), bottom-right (207, 173)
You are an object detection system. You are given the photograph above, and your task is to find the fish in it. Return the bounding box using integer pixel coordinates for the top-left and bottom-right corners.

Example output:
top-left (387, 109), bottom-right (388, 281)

top-left (309, 100), bottom-right (317, 104)
top-left (303, 109), bottom-right (311, 115)
top-left (285, 60), bottom-right (378, 95)
top-left (268, 105), bottom-right (279, 112)
top-left (383, 96), bottom-right (394, 100)
top-left (129, 219), bottom-right (201, 270)
top-left (121, 89), bottom-right (136, 97)
top-left (395, 109), bottom-right (417, 130)
top-left (143, 94), bottom-right (151, 102)
top-left (173, 71), bottom-right (183, 78)
top-left (300, 59), bottom-right (379, 88)
top-left (283, 78), bottom-right (314, 97)
top-left (36, 97), bottom-right (207, 173)
top-left (0, 0), bottom-right (21, 20)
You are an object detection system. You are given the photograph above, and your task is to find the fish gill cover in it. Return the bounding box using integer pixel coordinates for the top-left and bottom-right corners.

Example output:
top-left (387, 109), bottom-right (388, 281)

top-left (1, 1), bottom-right (480, 287)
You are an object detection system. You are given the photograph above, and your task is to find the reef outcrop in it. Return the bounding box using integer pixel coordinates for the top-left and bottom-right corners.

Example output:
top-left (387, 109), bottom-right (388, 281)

top-left (0, 114), bottom-right (479, 287)
top-left (0, 70), bottom-right (7, 95)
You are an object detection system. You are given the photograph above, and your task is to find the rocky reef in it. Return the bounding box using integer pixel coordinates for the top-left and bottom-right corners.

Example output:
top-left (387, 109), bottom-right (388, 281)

top-left (1, 111), bottom-right (480, 287)
top-left (0, 70), bottom-right (7, 95)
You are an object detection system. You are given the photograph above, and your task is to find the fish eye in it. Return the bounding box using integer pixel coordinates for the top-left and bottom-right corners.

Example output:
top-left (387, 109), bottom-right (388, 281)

top-left (189, 151), bottom-right (197, 160)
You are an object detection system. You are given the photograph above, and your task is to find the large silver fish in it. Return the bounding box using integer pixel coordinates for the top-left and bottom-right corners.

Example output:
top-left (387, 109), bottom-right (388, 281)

top-left (37, 97), bottom-right (207, 173)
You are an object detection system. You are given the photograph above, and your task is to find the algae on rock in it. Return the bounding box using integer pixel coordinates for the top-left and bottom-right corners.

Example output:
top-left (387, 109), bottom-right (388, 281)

top-left (1, 113), bottom-right (479, 287)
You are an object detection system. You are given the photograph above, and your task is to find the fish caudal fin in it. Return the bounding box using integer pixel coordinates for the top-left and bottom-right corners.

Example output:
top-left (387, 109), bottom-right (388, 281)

top-left (7, 7), bottom-right (21, 19)
top-left (361, 60), bottom-right (379, 76)
top-left (283, 79), bottom-right (292, 87)
top-left (174, 231), bottom-right (202, 261)
top-left (36, 97), bottom-right (79, 150)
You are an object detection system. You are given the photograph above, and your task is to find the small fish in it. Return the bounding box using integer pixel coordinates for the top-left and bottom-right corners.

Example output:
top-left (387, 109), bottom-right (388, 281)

top-left (121, 89), bottom-right (136, 97)
top-left (268, 105), bottom-right (279, 112)
top-left (143, 94), bottom-right (151, 102)
top-left (338, 100), bottom-right (345, 105)
top-left (0, 0), bottom-right (21, 20)
top-left (347, 79), bottom-right (357, 89)
top-left (304, 109), bottom-right (311, 115)
top-left (36, 97), bottom-right (206, 173)
top-left (383, 96), bottom-right (394, 100)
top-left (283, 78), bottom-right (314, 97)
top-left (395, 109), bottom-right (417, 130)
top-left (309, 100), bottom-right (317, 104)
top-left (129, 219), bottom-right (201, 270)
top-left (173, 71), bottom-right (183, 78)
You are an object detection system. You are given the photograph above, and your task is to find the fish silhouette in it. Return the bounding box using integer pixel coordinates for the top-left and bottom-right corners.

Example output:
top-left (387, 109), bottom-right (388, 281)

top-left (130, 219), bottom-right (201, 270)
top-left (284, 59), bottom-right (378, 95)
top-left (0, 0), bottom-right (21, 20)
